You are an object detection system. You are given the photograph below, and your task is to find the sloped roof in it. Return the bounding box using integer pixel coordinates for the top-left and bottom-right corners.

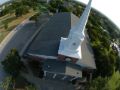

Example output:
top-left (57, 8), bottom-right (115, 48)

top-left (26, 12), bottom-right (96, 69)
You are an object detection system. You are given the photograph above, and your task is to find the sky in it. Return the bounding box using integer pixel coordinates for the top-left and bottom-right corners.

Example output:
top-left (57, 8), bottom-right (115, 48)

top-left (0, 0), bottom-right (120, 29)
top-left (0, 0), bottom-right (9, 5)
top-left (76, 0), bottom-right (120, 29)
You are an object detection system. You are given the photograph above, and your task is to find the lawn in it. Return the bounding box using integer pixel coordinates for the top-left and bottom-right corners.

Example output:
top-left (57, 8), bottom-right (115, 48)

top-left (0, 10), bottom-right (36, 43)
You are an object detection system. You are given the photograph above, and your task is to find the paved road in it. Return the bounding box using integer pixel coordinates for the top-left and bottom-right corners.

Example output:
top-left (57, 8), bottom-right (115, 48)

top-left (0, 20), bottom-right (38, 83)
top-left (0, 20), bottom-right (37, 61)
top-left (22, 73), bottom-right (75, 90)
top-left (0, 14), bottom-right (49, 84)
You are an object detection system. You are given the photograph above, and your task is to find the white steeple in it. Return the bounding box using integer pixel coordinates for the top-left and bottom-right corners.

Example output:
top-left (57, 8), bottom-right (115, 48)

top-left (58, 0), bottom-right (92, 59)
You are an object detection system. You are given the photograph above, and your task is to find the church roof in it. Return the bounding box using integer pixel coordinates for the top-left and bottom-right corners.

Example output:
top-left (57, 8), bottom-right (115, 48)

top-left (25, 12), bottom-right (96, 69)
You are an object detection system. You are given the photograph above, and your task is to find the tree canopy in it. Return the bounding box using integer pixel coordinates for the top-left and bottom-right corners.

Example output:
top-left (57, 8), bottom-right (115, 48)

top-left (1, 0), bottom-right (120, 89)
top-left (87, 71), bottom-right (120, 90)
top-left (1, 48), bottom-right (24, 78)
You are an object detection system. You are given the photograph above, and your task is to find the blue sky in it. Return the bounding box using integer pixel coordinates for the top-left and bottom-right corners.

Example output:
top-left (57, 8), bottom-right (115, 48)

top-left (0, 0), bottom-right (120, 29)
top-left (0, 0), bottom-right (9, 5)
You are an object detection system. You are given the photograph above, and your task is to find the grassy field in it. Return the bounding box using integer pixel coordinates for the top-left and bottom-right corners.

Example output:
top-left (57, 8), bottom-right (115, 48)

top-left (0, 10), bottom-right (36, 43)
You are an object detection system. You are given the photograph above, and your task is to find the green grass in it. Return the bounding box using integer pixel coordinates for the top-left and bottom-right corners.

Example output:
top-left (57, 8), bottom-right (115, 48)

top-left (0, 10), bottom-right (36, 43)
top-left (2, 16), bottom-right (16, 24)
top-left (0, 31), bottom-right (10, 42)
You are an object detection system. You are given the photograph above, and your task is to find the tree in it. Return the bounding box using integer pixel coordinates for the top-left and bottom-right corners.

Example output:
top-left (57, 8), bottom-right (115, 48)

top-left (25, 85), bottom-right (36, 90)
top-left (115, 57), bottom-right (120, 71)
top-left (38, 4), bottom-right (48, 14)
top-left (29, 13), bottom-right (39, 26)
top-left (15, 6), bottom-right (23, 17)
top-left (0, 76), bottom-right (12, 90)
top-left (86, 76), bottom-right (108, 90)
top-left (73, 4), bottom-right (83, 16)
top-left (105, 71), bottom-right (120, 90)
top-left (28, 60), bottom-right (44, 78)
top-left (1, 48), bottom-right (24, 78)
top-left (49, 0), bottom-right (64, 13)
top-left (86, 71), bottom-right (120, 90)
top-left (15, 5), bottom-right (29, 17)
top-left (0, 5), bottom-right (12, 16)
top-left (87, 15), bottom-right (118, 77)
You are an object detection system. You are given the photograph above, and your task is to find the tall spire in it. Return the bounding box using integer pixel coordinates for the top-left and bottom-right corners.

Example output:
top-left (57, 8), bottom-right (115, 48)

top-left (58, 0), bottom-right (92, 60)
top-left (74, 0), bottom-right (92, 34)
top-left (69, 0), bottom-right (92, 38)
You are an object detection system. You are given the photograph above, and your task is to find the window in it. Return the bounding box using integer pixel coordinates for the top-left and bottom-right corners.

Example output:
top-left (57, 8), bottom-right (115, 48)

top-left (65, 58), bottom-right (71, 62)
